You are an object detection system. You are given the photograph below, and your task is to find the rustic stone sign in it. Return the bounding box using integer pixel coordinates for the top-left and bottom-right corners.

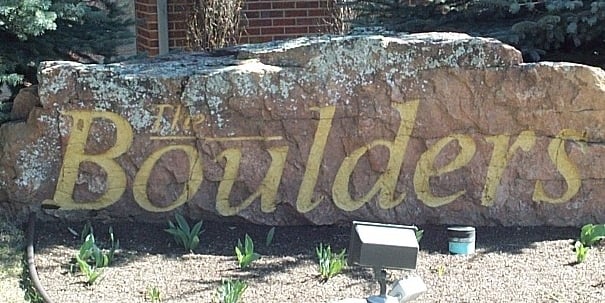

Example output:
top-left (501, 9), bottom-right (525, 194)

top-left (1, 32), bottom-right (605, 226)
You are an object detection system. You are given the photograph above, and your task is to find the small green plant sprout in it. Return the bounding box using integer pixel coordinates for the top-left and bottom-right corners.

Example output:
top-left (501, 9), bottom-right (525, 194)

top-left (215, 279), bottom-right (247, 303)
top-left (415, 228), bottom-right (424, 243)
top-left (165, 214), bottom-right (203, 252)
top-left (82, 222), bottom-right (93, 240)
top-left (580, 224), bottom-right (605, 247)
top-left (77, 228), bottom-right (119, 268)
top-left (146, 286), bottom-right (162, 302)
top-left (235, 234), bottom-right (261, 269)
top-left (573, 223), bottom-right (605, 264)
top-left (75, 254), bottom-right (103, 285)
top-left (108, 226), bottom-right (119, 259)
top-left (71, 225), bottom-right (119, 285)
top-left (67, 221), bottom-right (93, 242)
top-left (77, 256), bottom-right (103, 285)
top-left (265, 226), bottom-right (276, 247)
top-left (575, 241), bottom-right (589, 263)
top-left (431, 264), bottom-right (446, 277)
top-left (315, 243), bottom-right (347, 282)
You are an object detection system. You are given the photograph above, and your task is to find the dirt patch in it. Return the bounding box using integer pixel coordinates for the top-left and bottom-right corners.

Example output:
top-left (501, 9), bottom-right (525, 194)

top-left (25, 219), bottom-right (605, 303)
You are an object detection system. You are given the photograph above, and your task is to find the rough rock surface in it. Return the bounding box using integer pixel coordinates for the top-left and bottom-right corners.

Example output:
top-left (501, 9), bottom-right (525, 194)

top-left (10, 85), bottom-right (40, 121)
top-left (1, 32), bottom-right (605, 226)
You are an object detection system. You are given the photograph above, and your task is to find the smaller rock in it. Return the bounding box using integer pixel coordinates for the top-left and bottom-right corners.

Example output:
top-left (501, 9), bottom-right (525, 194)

top-left (10, 85), bottom-right (40, 121)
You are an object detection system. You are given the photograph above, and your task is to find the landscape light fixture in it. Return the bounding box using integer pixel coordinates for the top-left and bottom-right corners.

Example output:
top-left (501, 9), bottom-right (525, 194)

top-left (348, 221), bottom-right (427, 303)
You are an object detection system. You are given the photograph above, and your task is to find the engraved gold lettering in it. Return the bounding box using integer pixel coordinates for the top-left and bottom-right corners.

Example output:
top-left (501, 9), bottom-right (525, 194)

top-left (296, 106), bottom-right (336, 213)
top-left (170, 104), bottom-right (183, 131)
top-left (481, 131), bottom-right (536, 206)
top-left (533, 129), bottom-right (586, 203)
top-left (216, 146), bottom-right (289, 216)
top-left (46, 111), bottom-right (133, 210)
top-left (152, 104), bottom-right (206, 133)
top-left (413, 134), bottom-right (475, 207)
top-left (332, 100), bottom-right (419, 211)
top-left (151, 104), bottom-right (173, 133)
top-left (183, 112), bottom-right (205, 130)
top-left (133, 145), bottom-right (203, 212)
top-left (49, 102), bottom-right (594, 215)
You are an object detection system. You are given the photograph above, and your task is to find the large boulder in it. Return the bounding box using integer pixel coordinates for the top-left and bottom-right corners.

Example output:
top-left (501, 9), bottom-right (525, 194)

top-left (2, 32), bottom-right (605, 226)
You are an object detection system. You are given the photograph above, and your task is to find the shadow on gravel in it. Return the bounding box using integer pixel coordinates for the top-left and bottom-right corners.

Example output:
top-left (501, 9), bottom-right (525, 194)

top-left (33, 219), bottom-right (581, 267)
top-left (33, 219), bottom-right (350, 268)
top-left (418, 225), bottom-right (579, 254)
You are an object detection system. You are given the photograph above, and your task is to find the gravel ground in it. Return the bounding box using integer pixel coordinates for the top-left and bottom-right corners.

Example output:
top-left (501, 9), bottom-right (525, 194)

top-left (0, 217), bottom-right (27, 303)
top-left (31, 220), bottom-right (605, 303)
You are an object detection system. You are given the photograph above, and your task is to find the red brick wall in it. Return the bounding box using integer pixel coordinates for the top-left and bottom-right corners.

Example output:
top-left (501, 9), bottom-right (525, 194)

top-left (241, 0), bottom-right (332, 44)
top-left (135, 0), bottom-right (161, 55)
top-left (167, 0), bottom-right (193, 50)
top-left (135, 0), bottom-right (334, 56)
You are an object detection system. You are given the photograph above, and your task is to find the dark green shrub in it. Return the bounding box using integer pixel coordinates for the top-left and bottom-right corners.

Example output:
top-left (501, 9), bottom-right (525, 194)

top-left (345, 0), bottom-right (605, 60)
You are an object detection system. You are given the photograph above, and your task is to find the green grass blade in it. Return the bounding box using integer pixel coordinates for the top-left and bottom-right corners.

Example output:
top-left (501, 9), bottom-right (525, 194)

top-left (235, 246), bottom-right (243, 261)
top-left (415, 229), bottom-right (424, 243)
top-left (79, 234), bottom-right (95, 259)
top-left (190, 235), bottom-right (200, 251)
top-left (589, 224), bottom-right (605, 246)
top-left (580, 224), bottom-right (594, 245)
top-left (244, 234), bottom-right (254, 254)
top-left (191, 221), bottom-right (203, 237)
top-left (175, 214), bottom-right (191, 234)
top-left (265, 227), bottom-right (275, 246)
